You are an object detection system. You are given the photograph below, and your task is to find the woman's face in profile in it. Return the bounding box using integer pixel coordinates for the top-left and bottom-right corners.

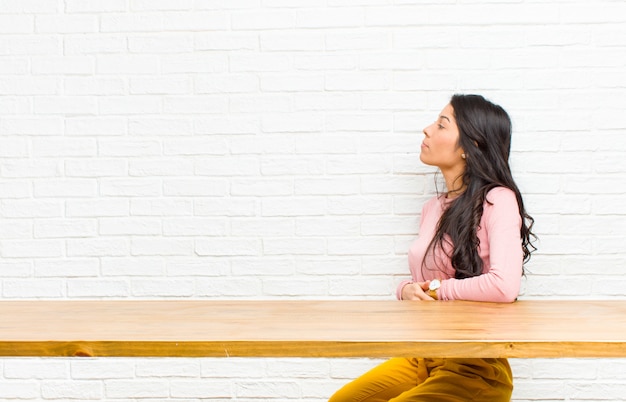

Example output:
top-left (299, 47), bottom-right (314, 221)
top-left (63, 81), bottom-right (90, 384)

top-left (420, 103), bottom-right (465, 171)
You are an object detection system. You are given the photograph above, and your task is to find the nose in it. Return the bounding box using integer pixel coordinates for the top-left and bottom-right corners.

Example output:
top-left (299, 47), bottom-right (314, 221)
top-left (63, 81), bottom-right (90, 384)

top-left (423, 124), bottom-right (432, 137)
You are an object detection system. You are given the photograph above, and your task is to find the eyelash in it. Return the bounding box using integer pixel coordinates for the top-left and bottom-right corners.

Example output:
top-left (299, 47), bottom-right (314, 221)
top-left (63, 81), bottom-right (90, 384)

top-left (437, 124), bottom-right (445, 129)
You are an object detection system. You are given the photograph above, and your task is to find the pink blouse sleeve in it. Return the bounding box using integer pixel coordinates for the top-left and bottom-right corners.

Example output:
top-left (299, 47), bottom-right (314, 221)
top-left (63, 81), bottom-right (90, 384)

top-left (437, 188), bottom-right (524, 303)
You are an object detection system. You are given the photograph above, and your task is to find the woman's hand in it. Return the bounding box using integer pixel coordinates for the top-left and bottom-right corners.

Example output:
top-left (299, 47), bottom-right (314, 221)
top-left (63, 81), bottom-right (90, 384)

top-left (401, 281), bottom-right (435, 301)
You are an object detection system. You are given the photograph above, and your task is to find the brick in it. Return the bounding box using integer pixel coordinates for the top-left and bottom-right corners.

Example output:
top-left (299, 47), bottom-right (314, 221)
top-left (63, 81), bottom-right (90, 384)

top-left (96, 55), bottom-right (160, 74)
top-left (162, 217), bottom-right (228, 236)
top-left (131, 237), bottom-right (193, 256)
top-left (32, 138), bottom-right (96, 157)
top-left (35, 259), bottom-right (99, 278)
top-left (3, 279), bottom-right (64, 298)
top-left (64, 35), bottom-right (127, 54)
top-left (131, 198), bottom-right (194, 216)
top-left (327, 236), bottom-right (394, 256)
top-left (34, 219), bottom-right (97, 238)
top-left (0, 35), bottom-right (60, 55)
top-left (262, 238), bottom-right (326, 255)
top-left (327, 195), bottom-right (392, 215)
top-left (67, 279), bottom-right (130, 297)
top-left (326, 155), bottom-right (391, 174)
top-left (67, 238), bottom-right (130, 257)
top-left (261, 74), bottom-right (325, 93)
top-left (104, 380), bottom-right (169, 398)
top-left (295, 257), bottom-right (360, 276)
top-left (261, 197), bottom-right (326, 217)
top-left (0, 381), bottom-right (41, 399)
top-left (3, 359), bottom-right (68, 379)
top-left (101, 257), bottom-right (165, 276)
top-left (196, 277), bottom-right (262, 297)
top-left (265, 277), bottom-right (329, 296)
top-left (195, 238), bottom-right (260, 257)
top-left (236, 380), bottom-right (300, 398)
top-left (0, 77), bottom-right (57, 95)
top-left (193, 197), bottom-right (256, 217)
top-left (128, 34), bottom-right (193, 53)
top-left (163, 137), bottom-right (228, 155)
top-left (231, 178), bottom-right (293, 196)
top-left (2, 199), bottom-right (63, 218)
top-left (195, 32), bottom-right (259, 51)
top-left (195, 73), bottom-right (259, 94)
top-left (130, 76), bottom-right (191, 95)
top-left (295, 217), bottom-right (359, 237)
top-left (231, 218), bottom-right (295, 236)
top-left (65, 198), bottom-right (129, 218)
top-left (0, 117), bottom-right (64, 136)
top-left (231, 54), bottom-right (293, 73)
top-left (64, 77), bottom-right (126, 96)
top-left (71, 360), bottom-right (134, 379)
top-left (99, 96), bottom-right (162, 115)
top-left (31, 56), bottom-right (95, 75)
top-left (0, 181), bottom-right (31, 199)
top-left (170, 380), bottom-right (233, 398)
top-left (231, 257), bottom-right (294, 276)
top-left (65, 117), bottom-right (126, 136)
top-left (65, 159), bottom-right (127, 177)
top-left (34, 179), bottom-right (98, 198)
top-left (201, 358), bottom-right (266, 378)
top-left (131, 278), bottom-right (195, 297)
top-left (0, 15), bottom-right (33, 34)
top-left (129, 158), bottom-right (194, 176)
top-left (195, 156), bottom-right (260, 176)
top-left (100, 217), bottom-right (162, 236)
top-left (232, 10), bottom-right (295, 30)
top-left (326, 113), bottom-right (392, 132)
top-left (164, 95), bottom-right (228, 114)
top-left (261, 32), bottom-right (324, 51)
top-left (135, 358), bottom-right (200, 377)
top-left (0, 262), bottom-right (32, 277)
top-left (100, 178), bottom-right (162, 197)
top-left (33, 96), bottom-right (97, 115)
top-left (163, 178), bottom-right (228, 196)
top-left (100, 13), bottom-right (164, 32)
top-left (41, 380), bottom-right (102, 399)
top-left (260, 156), bottom-right (324, 176)
top-left (166, 257), bottom-right (230, 276)
top-left (65, 0), bottom-right (126, 13)
top-left (1, 240), bottom-right (64, 258)
top-left (297, 7), bottom-right (363, 28)
top-left (161, 53), bottom-right (228, 73)
top-left (35, 15), bottom-right (98, 33)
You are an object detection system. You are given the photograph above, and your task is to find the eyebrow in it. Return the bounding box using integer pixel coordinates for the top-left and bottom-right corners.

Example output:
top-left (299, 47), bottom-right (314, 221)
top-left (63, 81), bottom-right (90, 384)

top-left (439, 115), bottom-right (451, 123)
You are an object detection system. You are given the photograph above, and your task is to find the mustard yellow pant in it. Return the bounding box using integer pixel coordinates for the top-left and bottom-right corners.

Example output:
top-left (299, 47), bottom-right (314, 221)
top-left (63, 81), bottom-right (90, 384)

top-left (328, 358), bottom-right (513, 402)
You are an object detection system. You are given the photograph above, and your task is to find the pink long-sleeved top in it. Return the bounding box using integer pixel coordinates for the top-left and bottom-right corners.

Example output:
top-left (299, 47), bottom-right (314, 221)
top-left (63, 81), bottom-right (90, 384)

top-left (396, 187), bottom-right (523, 303)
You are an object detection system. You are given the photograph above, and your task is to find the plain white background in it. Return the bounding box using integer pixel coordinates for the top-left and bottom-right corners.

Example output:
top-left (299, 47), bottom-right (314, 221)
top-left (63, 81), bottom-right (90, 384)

top-left (1, 0), bottom-right (625, 400)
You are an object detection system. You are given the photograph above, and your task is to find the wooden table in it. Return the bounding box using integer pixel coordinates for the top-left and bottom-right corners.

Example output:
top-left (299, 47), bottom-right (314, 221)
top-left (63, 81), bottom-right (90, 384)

top-left (1, 300), bottom-right (625, 358)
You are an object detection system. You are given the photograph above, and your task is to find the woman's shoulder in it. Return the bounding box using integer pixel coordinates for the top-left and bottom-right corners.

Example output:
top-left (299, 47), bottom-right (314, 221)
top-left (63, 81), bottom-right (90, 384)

top-left (486, 186), bottom-right (517, 203)
top-left (421, 193), bottom-right (445, 215)
top-left (484, 186), bottom-right (521, 217)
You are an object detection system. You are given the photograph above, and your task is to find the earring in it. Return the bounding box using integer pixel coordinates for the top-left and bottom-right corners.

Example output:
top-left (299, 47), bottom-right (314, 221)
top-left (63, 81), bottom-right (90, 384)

top-left (461, 153), bottom-right (466, 159)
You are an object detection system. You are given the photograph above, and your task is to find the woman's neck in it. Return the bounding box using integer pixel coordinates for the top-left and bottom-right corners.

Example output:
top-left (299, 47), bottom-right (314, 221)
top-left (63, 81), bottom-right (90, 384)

top-left (442, 170), bottom-right (466, 199)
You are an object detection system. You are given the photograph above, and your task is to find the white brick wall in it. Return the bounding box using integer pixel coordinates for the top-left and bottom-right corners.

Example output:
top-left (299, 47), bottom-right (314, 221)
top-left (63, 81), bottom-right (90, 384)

top-left (1, 0), bottom-right (625, 400)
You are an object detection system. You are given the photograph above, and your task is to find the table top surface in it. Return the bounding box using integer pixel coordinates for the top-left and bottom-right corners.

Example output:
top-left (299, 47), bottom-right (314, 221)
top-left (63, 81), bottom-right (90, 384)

top-left (1, 299), bottom-right (625, 358)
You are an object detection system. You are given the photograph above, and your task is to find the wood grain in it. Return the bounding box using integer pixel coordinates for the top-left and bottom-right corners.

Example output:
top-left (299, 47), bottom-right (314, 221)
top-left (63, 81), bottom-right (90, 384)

top-left (1, 300), bottom-right (625, 358)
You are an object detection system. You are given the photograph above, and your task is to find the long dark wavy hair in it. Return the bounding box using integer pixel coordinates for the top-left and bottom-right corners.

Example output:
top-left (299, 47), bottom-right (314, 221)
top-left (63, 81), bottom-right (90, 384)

top-left (424, 94), bottom-right (536, 279)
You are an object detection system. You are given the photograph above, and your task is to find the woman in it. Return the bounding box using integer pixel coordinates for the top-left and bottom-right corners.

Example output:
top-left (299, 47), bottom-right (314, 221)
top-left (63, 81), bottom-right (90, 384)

top-left (329, 94), bottom-right (536, 402)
